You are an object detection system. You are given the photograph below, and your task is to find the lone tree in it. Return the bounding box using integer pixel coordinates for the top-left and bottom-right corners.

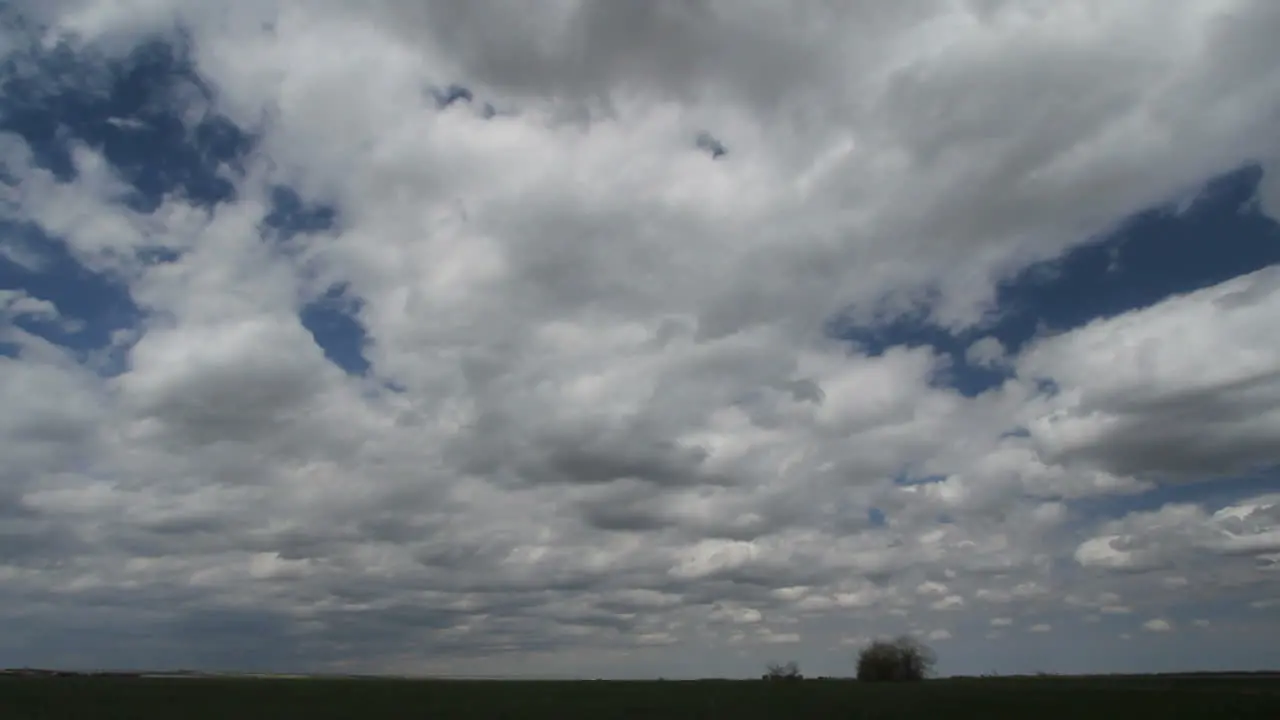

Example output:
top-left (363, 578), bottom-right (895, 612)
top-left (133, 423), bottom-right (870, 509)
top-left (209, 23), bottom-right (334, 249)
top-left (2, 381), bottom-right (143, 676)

top-left (855, 635), bottom-right (937, 682)
top-left (762, 660), bottom-right (803, 682)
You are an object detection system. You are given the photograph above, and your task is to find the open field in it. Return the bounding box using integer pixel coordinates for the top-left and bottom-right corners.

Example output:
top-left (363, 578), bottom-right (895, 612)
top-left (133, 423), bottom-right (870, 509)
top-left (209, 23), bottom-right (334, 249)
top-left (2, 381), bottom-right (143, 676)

top-left (4, 674), bottom-right (1280, 719)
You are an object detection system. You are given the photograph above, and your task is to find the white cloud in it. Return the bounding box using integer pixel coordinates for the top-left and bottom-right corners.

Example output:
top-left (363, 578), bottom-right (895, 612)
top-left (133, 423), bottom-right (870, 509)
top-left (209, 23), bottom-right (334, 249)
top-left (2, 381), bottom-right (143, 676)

top-left (1075, 495), bottom-right (1280, 574)
top-left (1027, 624), bottom-right (1052, 633)
top-left (931, 595), bottom-right (966, 611)
top-left (757, 629), bottom-right (801, 645)
top-left (1, 0), bottom-right (1279, 677)
top-left (1143, 619), bottom-right (1173, 633)
top-left (965, 337), bottom-right (1008, 369)
top-left (1020, 267), bottom-right (1280, 481)
top-left (917, 581), bottom-right (949, 597)
top-left (708, 603), bottom-right (763, 626)
top-left (1261, 158), bottom-right (1280, 222)
top-left (0, 290), bottom-right (60, 323)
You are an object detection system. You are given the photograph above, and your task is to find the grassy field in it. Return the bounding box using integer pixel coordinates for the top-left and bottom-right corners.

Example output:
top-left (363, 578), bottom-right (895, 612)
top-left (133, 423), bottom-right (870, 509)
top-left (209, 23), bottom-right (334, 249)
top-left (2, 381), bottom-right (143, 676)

top-left (4, 674), bottom-right (1280, 718)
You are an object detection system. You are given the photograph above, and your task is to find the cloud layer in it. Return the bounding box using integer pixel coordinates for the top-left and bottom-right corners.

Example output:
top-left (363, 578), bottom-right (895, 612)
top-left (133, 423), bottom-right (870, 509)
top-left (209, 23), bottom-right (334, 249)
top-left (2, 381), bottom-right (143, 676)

top-left (2, 0), bottom-right (1280, 677)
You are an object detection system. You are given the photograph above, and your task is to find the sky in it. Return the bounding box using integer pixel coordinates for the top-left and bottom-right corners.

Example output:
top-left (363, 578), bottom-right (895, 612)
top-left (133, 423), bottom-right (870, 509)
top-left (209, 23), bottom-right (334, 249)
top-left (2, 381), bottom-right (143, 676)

top-left (2, 0), bottom-right (1280, 680)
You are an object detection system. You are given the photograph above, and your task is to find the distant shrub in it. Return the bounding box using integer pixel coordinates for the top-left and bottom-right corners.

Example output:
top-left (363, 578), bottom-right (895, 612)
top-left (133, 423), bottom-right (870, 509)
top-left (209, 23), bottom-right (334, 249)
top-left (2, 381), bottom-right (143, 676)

top-left (762, 661), bottom-right (803, 682)
top-left (855, 635), bottom-right (936, 682)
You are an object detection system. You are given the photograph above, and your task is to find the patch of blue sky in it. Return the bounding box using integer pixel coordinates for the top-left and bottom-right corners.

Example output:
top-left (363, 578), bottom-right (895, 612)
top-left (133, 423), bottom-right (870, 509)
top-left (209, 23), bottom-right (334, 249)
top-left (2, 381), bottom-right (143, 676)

top-left (298, 283), bottom-right (370, 377)
top-left (262, 185), bottom-right (338, 242)
top-left (0, 34), bottom-right (253, 371)
top-left (1, 35), bottom-right (254, 209)
top-left (893, 473), bottom-right (947, 487)
top-left (0, 220), bottom-right (139, 362)
top-left (867, 507), bottom-right (887, 527)
top-left (834, 163), bottom-right (1280, 398)
top-left (258, 185), bottom-right (369, 377)
top-left (1070, 467), bottom-right (1280, 523)
top-left (429, 83), bottom-right (497, 118)
top-left (695, 131), bottom-right (727, 159)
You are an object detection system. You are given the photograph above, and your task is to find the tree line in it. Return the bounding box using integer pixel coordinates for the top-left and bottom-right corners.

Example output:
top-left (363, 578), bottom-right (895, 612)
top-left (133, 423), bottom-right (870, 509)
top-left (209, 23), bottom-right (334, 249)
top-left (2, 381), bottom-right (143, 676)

top-left (763, 635), bottom-right (937, 682)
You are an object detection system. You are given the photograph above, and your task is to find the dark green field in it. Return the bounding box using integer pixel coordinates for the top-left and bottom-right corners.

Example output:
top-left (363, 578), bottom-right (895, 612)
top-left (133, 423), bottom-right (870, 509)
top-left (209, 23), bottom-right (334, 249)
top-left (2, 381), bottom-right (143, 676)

top-left (5, 674), bottom-right (1280, 719)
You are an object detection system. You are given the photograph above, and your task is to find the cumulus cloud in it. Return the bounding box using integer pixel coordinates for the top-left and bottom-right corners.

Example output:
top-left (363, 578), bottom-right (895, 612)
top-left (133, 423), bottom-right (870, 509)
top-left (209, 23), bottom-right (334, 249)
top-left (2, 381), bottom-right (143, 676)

top-left (1021, 267), bottom-right (1280, 481)
top-left (965, 337), bottom-right (1008, 370)
top-left (1074, 495), bottom-right (1280, 574)
top-left (1, 0), bottom-right (1280, 677)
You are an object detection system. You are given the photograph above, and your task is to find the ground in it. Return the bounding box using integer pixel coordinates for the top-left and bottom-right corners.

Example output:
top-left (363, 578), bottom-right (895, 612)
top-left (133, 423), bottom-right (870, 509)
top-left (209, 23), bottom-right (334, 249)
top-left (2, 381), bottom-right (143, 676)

top-left (4, 674), bottom-right (1280, 718)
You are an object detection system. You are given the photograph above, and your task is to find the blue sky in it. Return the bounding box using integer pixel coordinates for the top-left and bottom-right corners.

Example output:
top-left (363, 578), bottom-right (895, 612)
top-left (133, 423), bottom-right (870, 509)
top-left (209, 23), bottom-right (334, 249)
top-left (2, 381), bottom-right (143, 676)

top-left (3, 2), bottom-right (1280, 679)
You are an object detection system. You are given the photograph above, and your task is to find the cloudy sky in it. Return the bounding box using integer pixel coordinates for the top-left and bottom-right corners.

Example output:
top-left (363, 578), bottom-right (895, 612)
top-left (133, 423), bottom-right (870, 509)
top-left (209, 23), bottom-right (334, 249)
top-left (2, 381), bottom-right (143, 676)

top-left (2, 0), bottom-right (1280, 679)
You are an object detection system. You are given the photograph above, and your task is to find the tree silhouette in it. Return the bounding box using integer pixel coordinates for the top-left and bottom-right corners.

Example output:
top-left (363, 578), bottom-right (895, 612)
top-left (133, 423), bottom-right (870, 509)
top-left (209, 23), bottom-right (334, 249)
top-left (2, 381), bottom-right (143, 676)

top-left (762, 660), bottom-right (803, 682)
top-left (855, 635), bottom-right (936, 682)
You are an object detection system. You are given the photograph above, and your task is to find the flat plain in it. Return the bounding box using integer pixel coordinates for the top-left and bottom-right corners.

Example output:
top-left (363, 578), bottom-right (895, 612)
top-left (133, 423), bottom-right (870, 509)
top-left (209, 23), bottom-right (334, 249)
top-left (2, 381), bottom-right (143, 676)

top-left (4, 673), bottom-right (1280, 719)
